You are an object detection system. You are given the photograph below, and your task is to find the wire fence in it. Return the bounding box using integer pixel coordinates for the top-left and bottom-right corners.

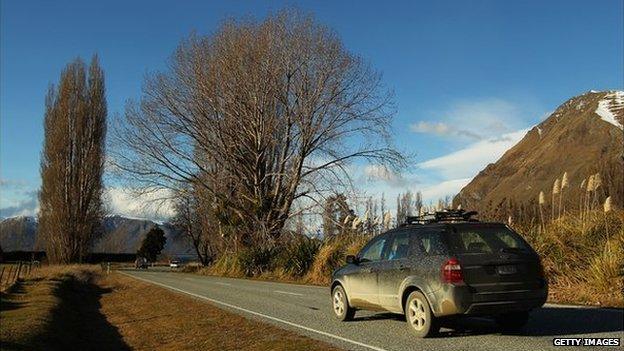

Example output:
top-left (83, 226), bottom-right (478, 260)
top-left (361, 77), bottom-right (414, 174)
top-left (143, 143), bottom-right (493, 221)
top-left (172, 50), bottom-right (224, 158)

top-left (0, 261), bottom-right (40, 290)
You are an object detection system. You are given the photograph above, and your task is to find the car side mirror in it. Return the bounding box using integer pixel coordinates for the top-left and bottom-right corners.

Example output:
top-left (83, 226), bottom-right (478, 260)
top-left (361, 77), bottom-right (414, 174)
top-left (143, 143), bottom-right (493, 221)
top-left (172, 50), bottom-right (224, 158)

top-left (346, 255), bottom-right (358, 265)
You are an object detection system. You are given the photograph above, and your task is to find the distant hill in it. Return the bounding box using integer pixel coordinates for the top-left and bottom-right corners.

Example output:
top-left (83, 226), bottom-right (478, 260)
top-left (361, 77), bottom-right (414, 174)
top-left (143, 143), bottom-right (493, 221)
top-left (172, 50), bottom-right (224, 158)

top-left (455, 91), bottom-right (624, 218)
top-left (0, 215), bottom-right (194, 255)
top-left (0, 216), bottom-right (38, 252)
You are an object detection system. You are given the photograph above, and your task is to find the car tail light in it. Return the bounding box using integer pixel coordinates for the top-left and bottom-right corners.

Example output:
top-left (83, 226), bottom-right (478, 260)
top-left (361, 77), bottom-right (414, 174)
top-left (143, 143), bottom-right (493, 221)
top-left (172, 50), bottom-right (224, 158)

top-left (442, 258), bottom-right (463, 284)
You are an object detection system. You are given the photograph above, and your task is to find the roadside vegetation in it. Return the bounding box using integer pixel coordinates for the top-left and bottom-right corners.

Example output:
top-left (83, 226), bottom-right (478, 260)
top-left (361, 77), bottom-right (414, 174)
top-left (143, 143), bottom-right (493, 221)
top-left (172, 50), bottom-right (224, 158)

top-left (520, 211), bottom-right (623, 307)
top-left (184, 178), bottom-right (623, 307)
top-left (184, 209), bottom-right (623, 307)
top-left (0, 265), bottom-right (340, 351)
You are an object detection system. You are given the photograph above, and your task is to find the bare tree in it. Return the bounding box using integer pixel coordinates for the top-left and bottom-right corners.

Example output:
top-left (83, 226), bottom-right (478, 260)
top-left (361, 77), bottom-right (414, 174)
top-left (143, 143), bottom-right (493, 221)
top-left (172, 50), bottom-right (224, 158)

top-left (171, 186), bottom-right (218, 266)
top-left (39, 56), bottom-right (107, 263)
top-left (112, 10), bottom-right (404, 248)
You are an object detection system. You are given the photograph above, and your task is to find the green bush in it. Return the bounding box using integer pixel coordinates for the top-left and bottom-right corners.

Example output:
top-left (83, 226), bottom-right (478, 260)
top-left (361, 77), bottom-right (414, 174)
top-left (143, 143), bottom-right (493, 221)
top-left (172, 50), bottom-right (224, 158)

top-left (238, 246), bottom-right (279, 276)
top-left (277, 237), bottom-right (322, 277)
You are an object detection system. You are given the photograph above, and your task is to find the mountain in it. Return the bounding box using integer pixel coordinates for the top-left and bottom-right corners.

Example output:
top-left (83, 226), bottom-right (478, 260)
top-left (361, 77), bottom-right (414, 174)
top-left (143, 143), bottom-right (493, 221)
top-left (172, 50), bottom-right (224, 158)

top-left (0, 215), bottom-right (194, 255)
top-left (0, 216), bottom-right (39, 251)
top-left (455, 90), bottom-right (624, 218)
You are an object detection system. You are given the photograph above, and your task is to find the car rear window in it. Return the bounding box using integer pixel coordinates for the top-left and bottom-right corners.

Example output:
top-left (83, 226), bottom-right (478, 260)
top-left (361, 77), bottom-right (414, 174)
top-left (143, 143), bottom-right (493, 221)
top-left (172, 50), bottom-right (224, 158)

top-left (446, 226), bottom-right (530, 254)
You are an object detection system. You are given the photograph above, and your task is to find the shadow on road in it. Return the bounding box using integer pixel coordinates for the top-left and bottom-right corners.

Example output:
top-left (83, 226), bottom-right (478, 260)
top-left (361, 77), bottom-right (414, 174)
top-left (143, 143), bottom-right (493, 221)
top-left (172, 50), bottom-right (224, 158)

top-left (351, 306), bottom-right (624, 337)
top-left (523, 307), bottom-right (624, 336)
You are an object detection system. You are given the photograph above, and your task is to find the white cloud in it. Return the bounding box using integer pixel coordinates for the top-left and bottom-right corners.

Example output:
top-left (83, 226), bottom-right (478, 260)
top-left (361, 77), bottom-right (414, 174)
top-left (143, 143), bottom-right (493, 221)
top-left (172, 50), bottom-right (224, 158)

top-left (410, 98), bottom-right (535, 141)
top-left (1, 185), bottom-right (176, 221)
top-left (104, 187), bottom-right (175, 221)
top-left (418, 128), bottom-right (529, 179)
top-left (363, 165), bottom-right (408, 187)
top-left (410, 121), bottom-right (451, 135)
top-left (0, 178), bottom-right (28, 188)
top-left (0, 179), bottom-right (39, 218)
top-left (0, 190), bottom-right (39, 218)
top-left (420, 178), bottom-right (472, 202)
top-left (410, 121), bottom-right (482, 140)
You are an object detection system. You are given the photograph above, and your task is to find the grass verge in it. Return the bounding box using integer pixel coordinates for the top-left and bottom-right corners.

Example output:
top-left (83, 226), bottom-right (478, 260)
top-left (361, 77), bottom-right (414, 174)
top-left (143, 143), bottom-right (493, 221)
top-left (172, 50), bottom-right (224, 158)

top-left (1, 265), bottom-right (340, 351)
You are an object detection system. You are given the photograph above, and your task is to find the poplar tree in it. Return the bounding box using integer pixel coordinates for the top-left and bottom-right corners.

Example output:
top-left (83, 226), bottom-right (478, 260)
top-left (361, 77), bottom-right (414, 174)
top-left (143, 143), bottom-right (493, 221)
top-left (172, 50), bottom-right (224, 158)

top-left (39, 56), bottom-right (107, 263)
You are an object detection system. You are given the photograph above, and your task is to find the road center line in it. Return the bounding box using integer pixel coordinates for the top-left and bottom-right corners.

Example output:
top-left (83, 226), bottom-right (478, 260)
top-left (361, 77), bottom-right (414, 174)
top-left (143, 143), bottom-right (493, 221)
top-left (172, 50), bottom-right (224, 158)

top-left (120, 272), bottom-right (388, 351)
top-left (215, 282), bottom-right (231, 286)
top-left (274, 290), bottom-right (304, 296)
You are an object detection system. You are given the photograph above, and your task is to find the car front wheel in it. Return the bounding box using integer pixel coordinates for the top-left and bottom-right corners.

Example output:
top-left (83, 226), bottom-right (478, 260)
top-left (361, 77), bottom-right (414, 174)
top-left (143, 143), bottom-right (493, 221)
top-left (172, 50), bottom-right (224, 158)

top-left (332, 285), bottom-right (355, 321)
top-left (405, 291), bottom-right (439, 338)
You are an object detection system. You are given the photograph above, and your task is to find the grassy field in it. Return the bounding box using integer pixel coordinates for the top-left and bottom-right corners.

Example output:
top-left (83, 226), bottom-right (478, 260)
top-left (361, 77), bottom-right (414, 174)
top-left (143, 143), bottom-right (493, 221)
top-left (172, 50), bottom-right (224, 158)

top-left (0, 265), bottom-right (340, 351)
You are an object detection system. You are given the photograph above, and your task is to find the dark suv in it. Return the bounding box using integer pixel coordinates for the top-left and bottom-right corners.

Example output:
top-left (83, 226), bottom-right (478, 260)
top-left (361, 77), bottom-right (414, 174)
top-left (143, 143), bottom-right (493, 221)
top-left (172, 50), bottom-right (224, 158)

top-left (330, 210), bottom-right (548, 337)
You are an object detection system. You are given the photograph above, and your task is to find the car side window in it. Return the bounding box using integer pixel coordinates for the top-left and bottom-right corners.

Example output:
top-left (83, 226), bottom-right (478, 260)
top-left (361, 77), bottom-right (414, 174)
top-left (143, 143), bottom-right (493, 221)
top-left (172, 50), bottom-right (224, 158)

top-left (413, 230), bottom-right (446, 255)
top-left (359, 236), bottom-right (388, 262)
top-left (386, 232), bottom-right (410, 260)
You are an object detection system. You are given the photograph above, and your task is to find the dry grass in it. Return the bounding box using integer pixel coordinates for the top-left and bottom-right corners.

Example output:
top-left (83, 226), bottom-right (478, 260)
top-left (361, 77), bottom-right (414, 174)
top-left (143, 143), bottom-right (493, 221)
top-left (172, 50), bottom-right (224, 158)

top-left (518, 210), bottom-right (624, 307)
top-left (101, 273), bottom-right (339, 350)
top-left (0, 265), bottom-right (123, 351)
top-left (0, 265), bottom-right (340, 351)
top-left (303, 235), bottom-right (368, 285)
top-left (1, 274), bottom-right (59, 349)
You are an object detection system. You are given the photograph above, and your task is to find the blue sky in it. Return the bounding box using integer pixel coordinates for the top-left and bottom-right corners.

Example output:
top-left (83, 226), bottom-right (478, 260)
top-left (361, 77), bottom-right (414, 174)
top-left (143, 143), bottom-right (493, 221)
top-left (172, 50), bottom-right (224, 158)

top-left (1, 0), bottom-right (622, 219)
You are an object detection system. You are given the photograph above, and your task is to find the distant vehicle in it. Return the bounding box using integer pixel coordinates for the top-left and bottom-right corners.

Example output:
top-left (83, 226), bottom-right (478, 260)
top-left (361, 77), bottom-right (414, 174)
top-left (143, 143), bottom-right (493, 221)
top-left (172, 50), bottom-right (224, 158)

top-left (331, 210), bottom-right (548, 338)
top-left (135, 256), bottom-right (148, 269)
top-left (169, 259), bottom-right (181, 268)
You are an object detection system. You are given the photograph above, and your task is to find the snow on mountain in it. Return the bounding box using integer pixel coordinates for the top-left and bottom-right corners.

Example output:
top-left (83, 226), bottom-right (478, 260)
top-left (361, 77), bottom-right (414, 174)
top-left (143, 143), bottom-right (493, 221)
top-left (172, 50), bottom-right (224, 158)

top-left (595, 91), bottom-right (624, 130)
top-left (455, 91), bottom-right (624, 217)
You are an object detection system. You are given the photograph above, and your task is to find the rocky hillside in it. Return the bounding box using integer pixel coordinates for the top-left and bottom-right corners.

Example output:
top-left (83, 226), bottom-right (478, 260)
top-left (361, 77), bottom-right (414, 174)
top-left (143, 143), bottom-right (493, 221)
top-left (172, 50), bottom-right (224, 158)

top-left (455, 90), bottom-right (624, 219)
top-left (0, 215), bottom-right (194, 255)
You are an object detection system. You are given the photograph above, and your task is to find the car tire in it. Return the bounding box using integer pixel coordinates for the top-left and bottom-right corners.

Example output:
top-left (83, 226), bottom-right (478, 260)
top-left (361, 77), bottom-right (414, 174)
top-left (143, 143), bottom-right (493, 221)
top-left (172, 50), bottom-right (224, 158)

top-left (495, 311), bottom-right (530, 332)
top-left (405, 291), bottom-right (439, 338)
top-left (332, 285), bottom-right (355, 321)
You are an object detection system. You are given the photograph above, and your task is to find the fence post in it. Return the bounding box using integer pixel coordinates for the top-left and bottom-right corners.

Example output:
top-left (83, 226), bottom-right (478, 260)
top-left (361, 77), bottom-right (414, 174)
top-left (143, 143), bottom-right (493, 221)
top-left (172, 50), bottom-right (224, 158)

top-left (16, 262), bottom-right (23, 281)
top-left (6, 265), bottom-right (13, 284)
top-left (0, 267), bottom-right (4, 284)
top-left (107, 262), bottom-right (111, 275)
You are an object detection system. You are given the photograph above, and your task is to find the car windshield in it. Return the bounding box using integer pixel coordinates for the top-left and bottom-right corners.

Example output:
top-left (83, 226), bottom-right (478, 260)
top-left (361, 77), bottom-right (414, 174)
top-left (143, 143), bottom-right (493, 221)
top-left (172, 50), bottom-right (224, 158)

top-left (446, 225), bottom-right (530, 254)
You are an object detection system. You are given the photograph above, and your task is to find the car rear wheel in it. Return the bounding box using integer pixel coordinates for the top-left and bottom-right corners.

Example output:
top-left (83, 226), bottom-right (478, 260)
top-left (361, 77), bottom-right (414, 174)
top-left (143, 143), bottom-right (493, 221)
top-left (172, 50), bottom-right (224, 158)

top-left (332, 285), bottom-right (355, 321)
top-left (405, 291), bottom-right (439, 338)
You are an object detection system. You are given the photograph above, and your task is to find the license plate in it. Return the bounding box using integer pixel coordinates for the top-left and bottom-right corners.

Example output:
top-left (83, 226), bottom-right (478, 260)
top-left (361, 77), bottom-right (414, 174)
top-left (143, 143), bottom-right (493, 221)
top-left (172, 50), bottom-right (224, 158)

top-left (497, 265), bottom-right (517, 275)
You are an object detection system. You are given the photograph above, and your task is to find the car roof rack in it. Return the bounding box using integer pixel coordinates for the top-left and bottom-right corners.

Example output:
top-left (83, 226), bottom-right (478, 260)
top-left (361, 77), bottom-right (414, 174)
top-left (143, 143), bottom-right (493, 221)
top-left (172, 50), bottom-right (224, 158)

top-left (402, 209), bottom-right (479, 226)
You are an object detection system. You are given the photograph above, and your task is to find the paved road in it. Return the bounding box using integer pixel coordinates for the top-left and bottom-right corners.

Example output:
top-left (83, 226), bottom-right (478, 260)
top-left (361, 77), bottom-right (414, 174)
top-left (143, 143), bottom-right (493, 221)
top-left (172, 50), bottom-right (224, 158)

top-left (121, 269), bottom-right (623, 351)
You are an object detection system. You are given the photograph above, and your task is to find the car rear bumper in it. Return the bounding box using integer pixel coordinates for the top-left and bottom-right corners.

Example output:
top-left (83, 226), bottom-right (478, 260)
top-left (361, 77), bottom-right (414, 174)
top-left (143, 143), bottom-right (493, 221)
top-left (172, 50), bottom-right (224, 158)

top-left (429, 280), bottom-right (548, 317)
top-left (464, 297), bottom-right (546, 314)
